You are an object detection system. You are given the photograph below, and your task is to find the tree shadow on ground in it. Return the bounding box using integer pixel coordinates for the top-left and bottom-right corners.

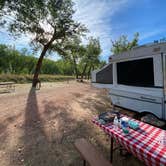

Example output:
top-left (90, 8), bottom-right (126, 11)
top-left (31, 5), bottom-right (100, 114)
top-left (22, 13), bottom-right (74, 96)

top-left (9, 88), bottom-right (99, 166)
top-left (26, 97), bottom-right (111, 166)
top-left (71, 92), bottom-right (84, 98)
top-left (20, 88), bottom-right (50, 166)
top-left (41, 100), bottom-right (98, 166)
top-left (77, 91), bottom-right (113, 114)
top-left (10, 88), bottom-right (54, 166)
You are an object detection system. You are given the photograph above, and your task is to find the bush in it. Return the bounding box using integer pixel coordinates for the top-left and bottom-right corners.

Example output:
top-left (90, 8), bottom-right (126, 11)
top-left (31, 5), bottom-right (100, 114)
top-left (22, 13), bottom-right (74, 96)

top-left (0, 74), bottom-right (74, 83)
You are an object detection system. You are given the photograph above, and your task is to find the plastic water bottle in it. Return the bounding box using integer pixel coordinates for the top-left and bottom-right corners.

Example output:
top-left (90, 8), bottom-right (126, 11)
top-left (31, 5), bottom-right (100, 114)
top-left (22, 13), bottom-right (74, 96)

top-left (113, 116), bottom-right (119, 130)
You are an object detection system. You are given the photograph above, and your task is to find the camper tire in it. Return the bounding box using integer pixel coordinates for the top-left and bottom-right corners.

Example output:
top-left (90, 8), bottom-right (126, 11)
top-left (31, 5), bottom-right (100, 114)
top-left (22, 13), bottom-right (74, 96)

top-left (138, 113), bottom-right (165, 128)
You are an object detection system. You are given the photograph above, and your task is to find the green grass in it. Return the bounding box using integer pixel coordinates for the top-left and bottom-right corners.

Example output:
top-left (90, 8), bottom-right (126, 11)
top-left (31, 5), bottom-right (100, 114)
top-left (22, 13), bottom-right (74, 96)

top-left (0, 74), bottom-right (75, 83)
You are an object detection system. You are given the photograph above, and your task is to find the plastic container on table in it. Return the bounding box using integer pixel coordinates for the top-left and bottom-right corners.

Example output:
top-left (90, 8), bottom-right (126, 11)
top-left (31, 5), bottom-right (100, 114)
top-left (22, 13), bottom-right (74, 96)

top-left (128, 120), bottom-right (139, 130)
top-left (121, 117), bottom-right (129, 134)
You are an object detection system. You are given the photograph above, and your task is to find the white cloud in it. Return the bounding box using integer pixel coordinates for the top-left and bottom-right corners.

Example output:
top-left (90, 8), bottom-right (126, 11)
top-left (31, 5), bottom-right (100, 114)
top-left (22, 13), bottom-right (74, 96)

top-left (139, 28), bottom-right (166, 41)
top-left (73, 0), bottom-right (130, 61)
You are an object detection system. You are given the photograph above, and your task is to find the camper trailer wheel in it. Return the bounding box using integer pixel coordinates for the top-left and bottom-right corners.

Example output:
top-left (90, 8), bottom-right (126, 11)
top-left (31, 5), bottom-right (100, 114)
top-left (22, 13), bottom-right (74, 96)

top-left (140, 113), bottom-right (165, 128)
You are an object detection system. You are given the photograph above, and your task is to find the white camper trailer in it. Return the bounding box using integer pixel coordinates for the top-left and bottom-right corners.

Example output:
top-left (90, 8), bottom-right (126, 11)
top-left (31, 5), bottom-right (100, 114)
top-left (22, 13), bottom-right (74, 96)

top-left (92, 42), bottom-right (166, 120)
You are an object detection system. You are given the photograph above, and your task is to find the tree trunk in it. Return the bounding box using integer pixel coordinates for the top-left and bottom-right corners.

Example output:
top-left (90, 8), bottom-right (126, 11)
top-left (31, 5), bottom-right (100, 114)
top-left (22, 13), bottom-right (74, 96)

top-left (72, 56), bottom-right (78, 79)
top-left (87, 65), bottom-right (92, 80)
top-left (32, 45), bottom-right (50, 87)
top-left (81, 63), bottom-right (88, 80)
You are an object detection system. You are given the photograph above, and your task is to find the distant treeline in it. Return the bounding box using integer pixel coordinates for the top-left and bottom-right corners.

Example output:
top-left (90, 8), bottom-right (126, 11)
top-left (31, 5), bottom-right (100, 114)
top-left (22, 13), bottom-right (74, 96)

top-left (0, 44), bottom-right (75, 75)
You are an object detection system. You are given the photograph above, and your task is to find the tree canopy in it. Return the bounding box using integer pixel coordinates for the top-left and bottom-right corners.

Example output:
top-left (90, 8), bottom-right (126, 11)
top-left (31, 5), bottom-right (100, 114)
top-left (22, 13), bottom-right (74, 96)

top-left (80, 37), bottom-right (102, 79)
top-left (111, 33), bottom-right (139, 54)
top-left (59, 36), bottom-right (102, 79)
top-left (0, 0), bottom-right (87, 87)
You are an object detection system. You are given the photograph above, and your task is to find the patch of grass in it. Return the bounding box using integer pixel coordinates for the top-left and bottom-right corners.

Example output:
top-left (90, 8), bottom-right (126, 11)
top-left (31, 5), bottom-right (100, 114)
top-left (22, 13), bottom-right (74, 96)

top-left (0, 74), bottom-right (74, 83)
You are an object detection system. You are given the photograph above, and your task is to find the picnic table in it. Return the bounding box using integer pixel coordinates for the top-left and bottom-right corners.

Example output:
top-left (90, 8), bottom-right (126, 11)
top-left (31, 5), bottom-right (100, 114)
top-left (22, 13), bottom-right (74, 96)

top-left (0, 82), bottom-right (15, 93)
top-left (92, 116), bottom-right (166, 166)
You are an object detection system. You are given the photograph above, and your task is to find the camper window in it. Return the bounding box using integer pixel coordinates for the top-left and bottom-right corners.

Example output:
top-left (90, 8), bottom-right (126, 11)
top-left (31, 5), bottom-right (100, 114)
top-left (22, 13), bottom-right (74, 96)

top-left (117, 58), bottom-right (154, 87)
top-left (96, 63), bottom-right (113, 84)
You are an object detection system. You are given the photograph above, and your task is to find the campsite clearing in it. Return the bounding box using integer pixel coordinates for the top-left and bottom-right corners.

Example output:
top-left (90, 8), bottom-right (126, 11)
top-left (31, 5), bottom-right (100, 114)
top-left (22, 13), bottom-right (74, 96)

top-left (0, 81), bottom-right (144, 166)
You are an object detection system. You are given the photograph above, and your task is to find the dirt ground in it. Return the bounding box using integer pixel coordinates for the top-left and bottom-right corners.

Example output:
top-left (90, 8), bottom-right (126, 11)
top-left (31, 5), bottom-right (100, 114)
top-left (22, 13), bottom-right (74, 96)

top-left (0, 81), bottom-right (145, 166)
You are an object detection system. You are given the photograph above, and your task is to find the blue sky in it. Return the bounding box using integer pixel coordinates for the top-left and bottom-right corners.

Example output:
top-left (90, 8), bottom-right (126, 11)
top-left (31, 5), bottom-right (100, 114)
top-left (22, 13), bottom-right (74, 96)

top-left (0, 0), bottom-right (166, 62)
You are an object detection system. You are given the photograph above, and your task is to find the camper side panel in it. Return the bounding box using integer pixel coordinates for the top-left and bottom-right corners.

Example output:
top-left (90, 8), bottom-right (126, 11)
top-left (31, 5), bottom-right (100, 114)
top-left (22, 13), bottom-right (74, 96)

top-left (110, 93), bottom-right (163, 119)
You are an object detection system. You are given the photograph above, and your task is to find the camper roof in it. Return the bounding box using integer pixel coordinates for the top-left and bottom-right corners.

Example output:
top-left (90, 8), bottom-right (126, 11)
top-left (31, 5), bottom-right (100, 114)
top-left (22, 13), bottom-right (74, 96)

top-left (109, 42), bottom-right (166, 62)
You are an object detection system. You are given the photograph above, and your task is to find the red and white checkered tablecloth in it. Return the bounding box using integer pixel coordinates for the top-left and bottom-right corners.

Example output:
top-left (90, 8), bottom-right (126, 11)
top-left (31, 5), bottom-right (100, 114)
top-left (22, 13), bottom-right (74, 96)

top-left (92, 117), bottom-right (166, 166)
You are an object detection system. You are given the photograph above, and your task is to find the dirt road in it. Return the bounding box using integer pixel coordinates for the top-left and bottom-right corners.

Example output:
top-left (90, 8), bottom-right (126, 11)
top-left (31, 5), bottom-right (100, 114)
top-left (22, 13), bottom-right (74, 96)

top-left (0, 81), bottom-right (144, 166)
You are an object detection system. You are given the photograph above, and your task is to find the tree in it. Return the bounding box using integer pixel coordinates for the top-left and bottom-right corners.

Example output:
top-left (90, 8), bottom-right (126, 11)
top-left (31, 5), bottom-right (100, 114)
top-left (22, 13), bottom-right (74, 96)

top-left (61, 36), bottom-right (102, 80)
top-left (111, 33), bottom-right (139, 54)
top-left (80, 37), bottom-right (101, 80)
top-left (0, 0), bottom-right (87, 87)
top-left (59, 36), bottom-right (86, 79)
top-left (59, 36), bottom-right (102, 80)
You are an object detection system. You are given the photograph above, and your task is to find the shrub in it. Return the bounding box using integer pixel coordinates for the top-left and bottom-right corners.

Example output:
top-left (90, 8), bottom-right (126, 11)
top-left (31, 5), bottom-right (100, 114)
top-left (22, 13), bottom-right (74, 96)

top-left (0, 74), bottom-right (74, 83)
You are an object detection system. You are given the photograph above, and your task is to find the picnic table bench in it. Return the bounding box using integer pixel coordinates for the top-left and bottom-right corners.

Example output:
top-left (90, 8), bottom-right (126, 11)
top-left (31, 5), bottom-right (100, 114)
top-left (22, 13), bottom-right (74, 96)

top-left (93, 116), bottom-right (166, 166)
top-left (74, 138), bottom-right (112, 166)
top-left (0, 82), bottom-right (15, 93)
